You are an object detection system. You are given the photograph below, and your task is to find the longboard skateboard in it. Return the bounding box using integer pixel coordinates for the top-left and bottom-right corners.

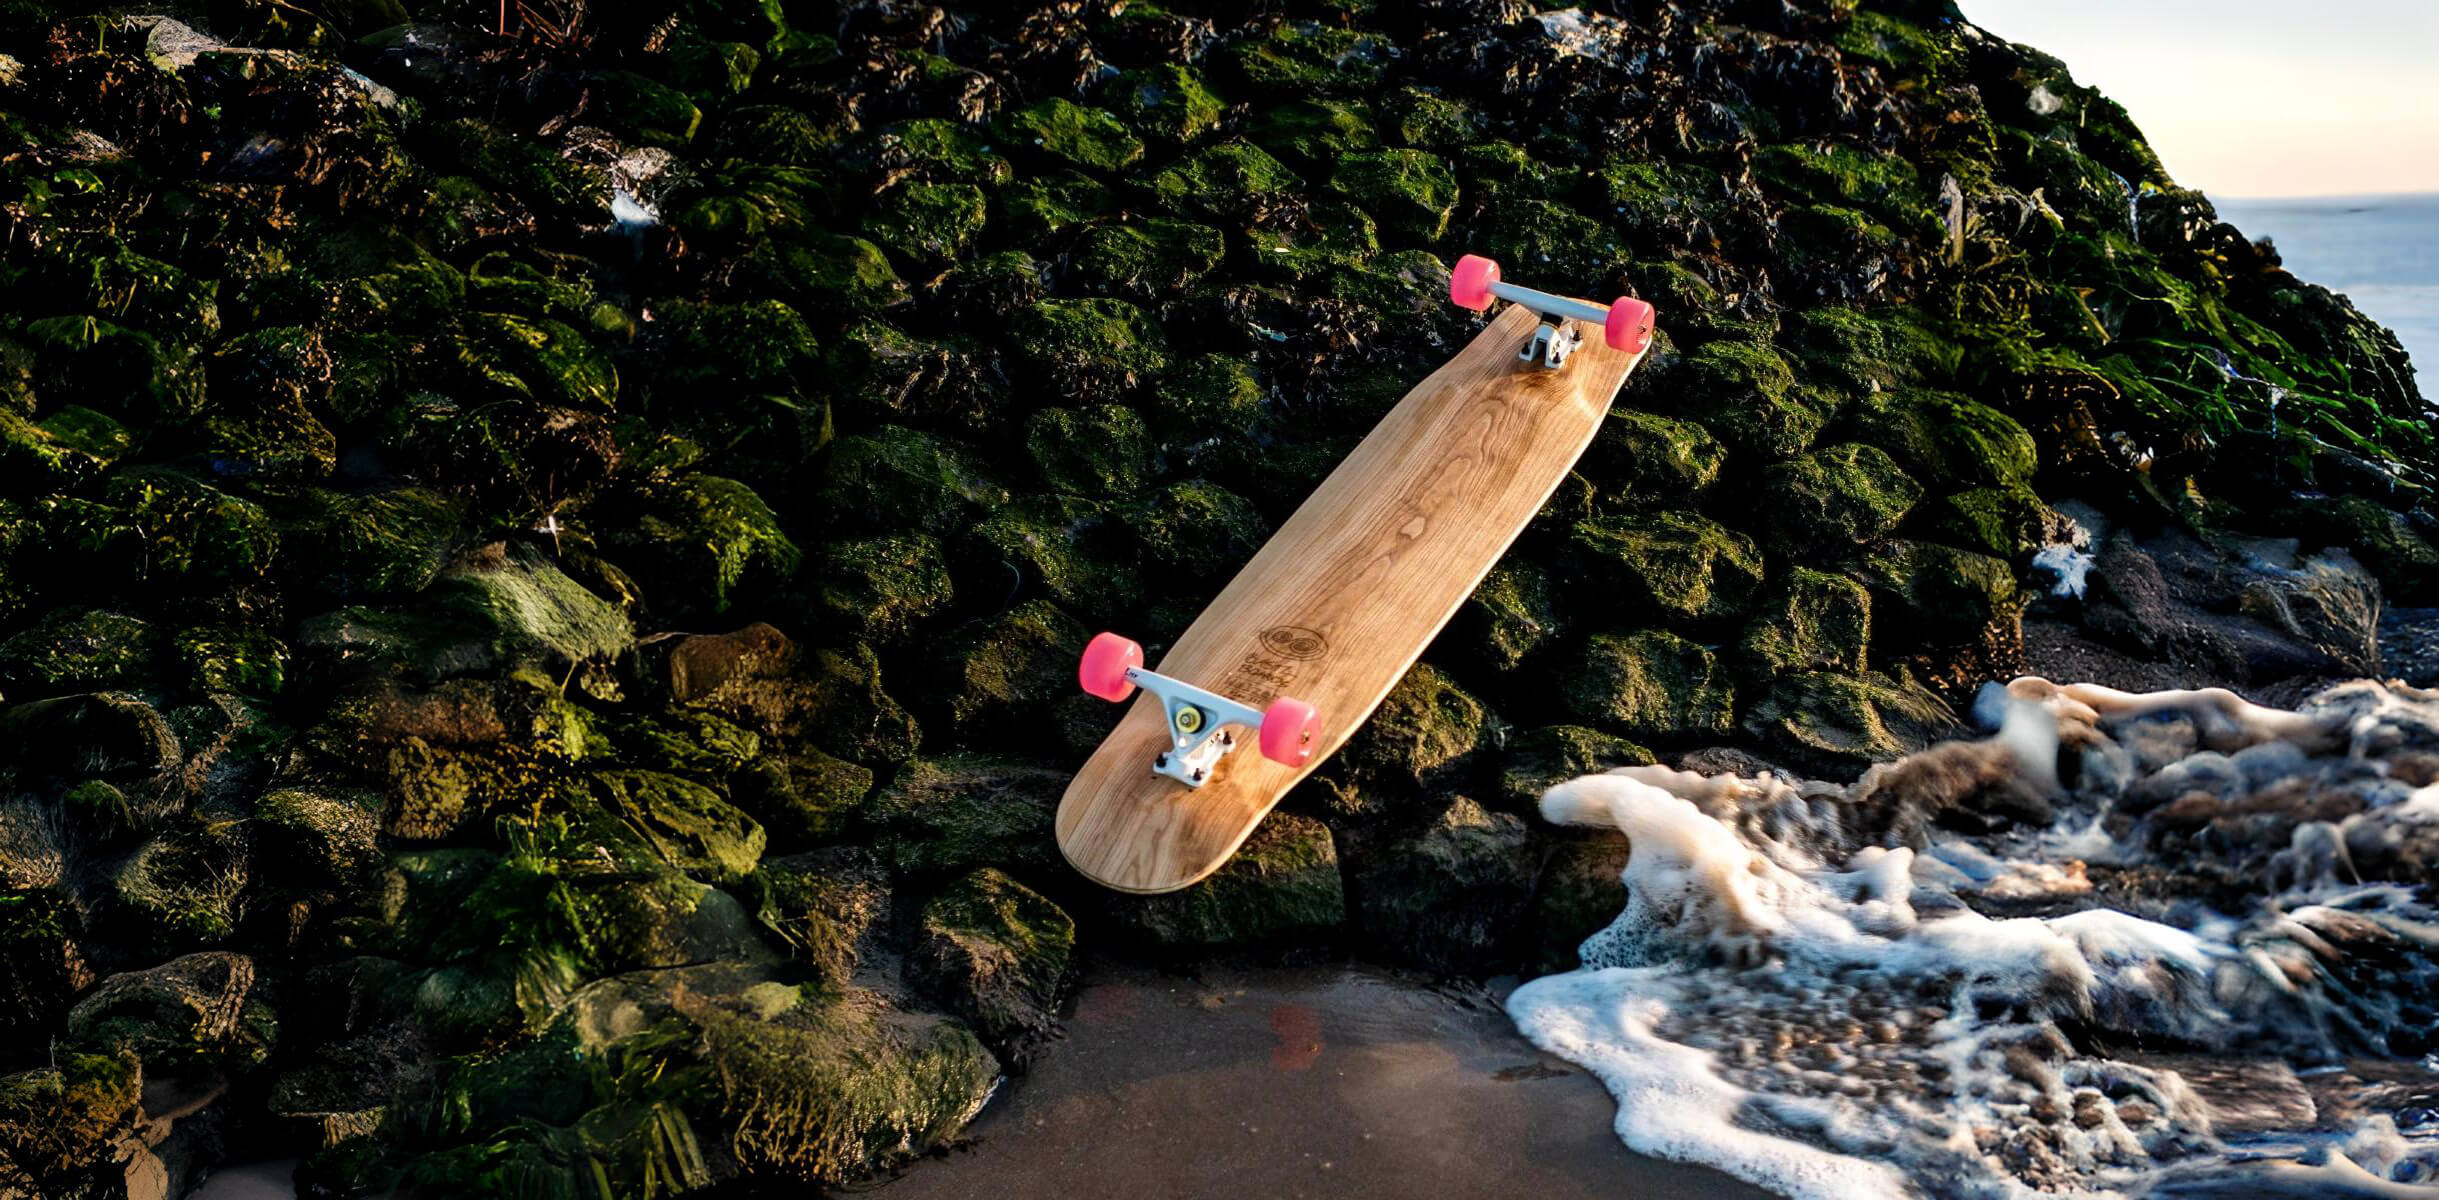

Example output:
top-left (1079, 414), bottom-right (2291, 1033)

top-left (1057, 256), bottom-right (1658, 893)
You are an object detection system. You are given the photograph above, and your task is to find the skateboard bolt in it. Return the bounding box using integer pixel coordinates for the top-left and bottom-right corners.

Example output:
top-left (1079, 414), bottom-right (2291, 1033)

top-left (1154, 752), bottom-right (1169, 768)
top-left (1174, 706), bottom-right (1204, 734)
top-left (1191, 768), bottom-right (1205, 783)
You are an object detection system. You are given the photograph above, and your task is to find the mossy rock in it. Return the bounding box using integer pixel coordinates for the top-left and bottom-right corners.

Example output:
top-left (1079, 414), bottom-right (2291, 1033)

top-left (1386, 87), bottom-right (1483, 147)
top-left (0, 692), bottom-right (181, 779)
top-left (41, 469), bottom-right (280, 587)
top-left (1456, 562), bottom-right (1560, 672)
top-left (1736, 567), bottom-right (1872, 678)
top-left (1071, 218), bottom-right (1227, 302)
top-left (297, 542), bottom-right (632, 686)
top-left (0, 890), bottom-right (92, 1044)
top-left (871, 117), bottom-right (1013, 186)
top-left (2296, 496), bottom-right (2439, 605)
top-left (1477, 198), bottom-right (1630, 293)
top-left (1857, 540), bottom-right (2023, 646)
top-left (1533, 838), bottom-right (1631, 973)
top-left (1564, 512), bottom-right (1764, 623)
top-left (1752, 442), bottom-right (1924, 555)
top-left (1848, 389), bottom-right (2038, 491)
top-left (1149, 353), bottom-right (1268, 443)
top-left (864, 755), bottom-right (1063, 878)
top-left (0, 1050), bottom-right (142, 1186)
top-left (957, 495), bottom-right (1138, 619)
top-left (1106, 811), bottom-right (1344, 951)
top-left (1250, 98), bottom-right (1379, 167)
top-left (1106, 63), bottom-right (1225, 143)
top-left (290, 487), bottom-right (463, 600)
top-left (1559, 630), bottom-right (1735, 741)
top-left (1024, 405), bottom-right (1154, 495)
top-left (1325, 662), bottom-right (1485, 812)
top-left (906, 868), bottom-right (1074, 1066)
top-left (173, 624), bottom-right (289, 696)
top-left (66, 951), bottom-right (278, 1075)
top-left (935, 600), bottom-right (1089, 746)
top-left (1008, 297), bottom-right (1169, 402)
top-left (1494, 726), bottom-right (1656, 814)
top-left (1247, 200), bottom-right (1381, 282)
top-left (253, 788), bottom-right (381, 892)
top-left (1581, 410), bottom-right (1726, 508)
top-left (691, 991), bottom-right (997, 1184)
top-left (593, 68), bottom-right (701, 145)
top-left (862, 180), bottom-right (988, 265)
top-left (1743, 669), bottom-right (1955, 768)
top-left (1148, 141), bottom-right (1303, 224)
top-left (735, 233), bottom-right (908, 320)
top-left (823, 320), bottom-right (1001, 433)
top-left (1673, 339), bottom-right (1832, 460)
top-left (0, 608), bottom-right (161, 694)
top-left (618, 708), bottom-right (762, 781)
top-left (1591, 159), bottom-right (1727, 245)
top-left (582, 769), bottom-right (766, 885)
top-left (809, 533), bottom-right (954, 644)
top-left (995, 170), bottom-right (1114, 238)
top-left (1222, 22), bottom-right (1396, 94)
top-left (621, 474), bottom-right (802, 614)
top-left (817, 426), bottom-right (1009, 536)
top-left (1753, 143), bottom-right (1927, 225)
top-left (754, 850), bottom-right (892, 990)
top-left (1781, 305), bottom-right (1953, 395)
top-left (1003, 98), bottom-right (1144, 172)
top-left (935, 250), bottom-right (1047, 321)
top-left (733, 749), bottom-right (877, 848)
top-left (1921, 486), bottom-right (2049, 558)
top-left (1123, 480), bottom-right (1271, 587)
top-left (0, 406), bottom-right (130, 493)
top-left (1347, 796), bottom-right (1532, 973)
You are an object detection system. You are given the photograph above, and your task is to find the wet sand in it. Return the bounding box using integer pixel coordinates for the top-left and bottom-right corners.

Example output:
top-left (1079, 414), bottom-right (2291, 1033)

top-left (875, 963), bottom-right (1775, 1200)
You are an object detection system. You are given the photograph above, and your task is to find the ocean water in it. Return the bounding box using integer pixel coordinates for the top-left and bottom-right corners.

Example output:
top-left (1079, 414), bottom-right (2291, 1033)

top-left (2211, 192), bottom-right (2439, 391)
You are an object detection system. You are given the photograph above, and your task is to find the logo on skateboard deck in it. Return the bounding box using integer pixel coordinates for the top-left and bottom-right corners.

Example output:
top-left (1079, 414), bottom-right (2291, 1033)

top-left (1257, 626), bottom-right (1329, 661)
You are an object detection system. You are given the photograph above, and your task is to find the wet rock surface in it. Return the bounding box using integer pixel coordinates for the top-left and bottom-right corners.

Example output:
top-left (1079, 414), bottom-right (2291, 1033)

top-left (0, 0), bottom-right (2425, 1194)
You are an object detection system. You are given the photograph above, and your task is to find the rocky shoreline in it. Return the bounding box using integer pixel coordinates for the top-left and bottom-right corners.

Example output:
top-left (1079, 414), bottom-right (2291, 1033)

top-left (0, 1), bottom-right (2430, 1196)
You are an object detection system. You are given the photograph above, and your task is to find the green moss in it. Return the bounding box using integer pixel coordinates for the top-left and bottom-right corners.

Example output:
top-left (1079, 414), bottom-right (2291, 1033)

top-left (0, 405), bottom-right (129, 491)
top-left (1478, 198), bottom-right (1630, 292)
top-left (1148, 141), bottom-right (1303, 223)
top-left (0, 1050), bottom-right (142, 1181)
top-left (253, 788), bottom-right (380, 890)
top-left (41, 469), bottom-right (279, 586)
top-left (736, 233), bottom-right (908, 319)
top-left (1326, 662), bottom-right (1485, 810)
top-left (1858, 540), bottom-right (2022, 646)
top-left (1024, 405), bottom-right (1153, 495)
top-left (593, 69), bottom-right (701, 145)
top-left (994, 170), bottom-right (1113, 238)
top-left (1921, 486), bottom-right (2049, 558)
top-left (0, 608), bottom-right (160, 692)
top-left (2294, 496), bottom-right (2439, 604)
top-left (937, 599), bottom-right (1089, 744)
top-left (1008, 297), bottom-right (1169, 402)
top-left (1673, 339), bottom-right (1831, 460)
top-left (1110, 811), bottom-right (1344, 950)
top-left (864, 755), bottom-right (1063, 878)
top-left (1754, 442), bottom-right (1924, 554)
top-left (1736, 568), bottom-right (1872, 678)
top-left (861, 180), bottom-right (988, 264)
top-left (1003, 98), bottom-right (1143, 172)
top-left (1224, 22), bottom-right (1395, 93)
top-left (694, 995), bottom-right (996, 1184)
top-left (1781, 305), bottom-right (1954, 394)
top-left (958, 495), bottom-right (1137, 617)
top-left (1565, 512), bottom-right (1764, 623)
top-left (1325, 148), bottom-right (1456, 243)
top-left (456, 312), bottom-right (618, 410)
top-left (710, 104), bottom-right (850, 167)
top-left (1591, 159), bottom-right (1724, 243)
top-left (1559, 630), bottom-right (1735, 741)
top-left (754, 851), bottom-right (889, 987)
top-left (668, 34), bottom-right (761, 96)
top-left (428, 118), bottom-right (607, 222)
top-left (1124, 480), bottom-right (1271, 587)
top-left (291, 487), bottom-right (462, 599)
top-left (1250, 98), bottom-right (1378, 166)
top-left (1151, 354), bottom-right (1267, 441)
top-left (906, 868), bottom-right (1073, 1059)
top-left (1753, 143), bottom-right (1928, 225)
top-left (1743, 670), bottom-right (1955, 768)
top-left (619, 709), bottom-right (762, 781)
top-left (298, 542), bottom-right (632, 686)
top-left (1495, 725), bottom-right (1655, 813)
top-left (1459, 562), bottom-right (1560, 671)
top-left (1107, 63), bottom-right (1226, 143)
top-left (1071, 218), bottom-right (1227, 300)
top-left (1386, 87), bottom-right (1481, 147)
top-left (733, 749), bottom-right (877, 847)
top-left (66, 951), bottom-right (279, 1074)
top-left (1582, 410), bottom-right (1726, 507)
top-left (873, 118), bottom-right (1012, 186)
top-left (583, 770), bottom-right (766, 885)
top-left (620, 475), bottom-right (801, 614)
top-left (173, 624), bottom-right (288, 695)
top-left (810, 533), bottom-right (953, 644)
top-left (1248, 200), bottom-right (1380, 281)
top-left (1849, 389), bottom-right (2039, 489)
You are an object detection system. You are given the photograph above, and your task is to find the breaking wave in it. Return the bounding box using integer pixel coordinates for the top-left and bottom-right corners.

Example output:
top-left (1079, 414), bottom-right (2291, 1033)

top-left (1511, 678), bottom-right (2439, 1198)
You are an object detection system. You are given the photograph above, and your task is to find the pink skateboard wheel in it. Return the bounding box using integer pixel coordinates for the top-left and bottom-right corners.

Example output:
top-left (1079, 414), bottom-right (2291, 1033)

top-left (1450, 254), bottom-right (1500, 312)
top-left (1257, 697), bottom-right (1320, 766)
top-left (1604, 296), bottom-right (1654, 353)
top-left (1079, 632), bottom-right (1143, 702)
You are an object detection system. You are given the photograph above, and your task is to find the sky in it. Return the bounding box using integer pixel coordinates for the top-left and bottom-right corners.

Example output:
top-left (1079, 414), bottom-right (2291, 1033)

top-left (1961, 1), bottom-right (2439, 198)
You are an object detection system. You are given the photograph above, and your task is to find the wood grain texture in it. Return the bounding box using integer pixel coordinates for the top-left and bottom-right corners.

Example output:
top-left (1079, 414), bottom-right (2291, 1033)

top-left (1056, 303), bottom-right (1648, 893)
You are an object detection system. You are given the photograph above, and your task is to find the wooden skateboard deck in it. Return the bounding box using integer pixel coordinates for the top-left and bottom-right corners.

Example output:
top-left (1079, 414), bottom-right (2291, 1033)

top-left (1057, 301), bottom-right (1651, 894)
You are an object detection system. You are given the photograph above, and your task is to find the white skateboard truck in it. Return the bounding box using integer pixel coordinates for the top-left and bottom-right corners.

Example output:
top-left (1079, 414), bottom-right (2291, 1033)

top-left (1078, 632), bottom-right (1319, 788)
top-left (1449, 253), bottom-right (1655, 370)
